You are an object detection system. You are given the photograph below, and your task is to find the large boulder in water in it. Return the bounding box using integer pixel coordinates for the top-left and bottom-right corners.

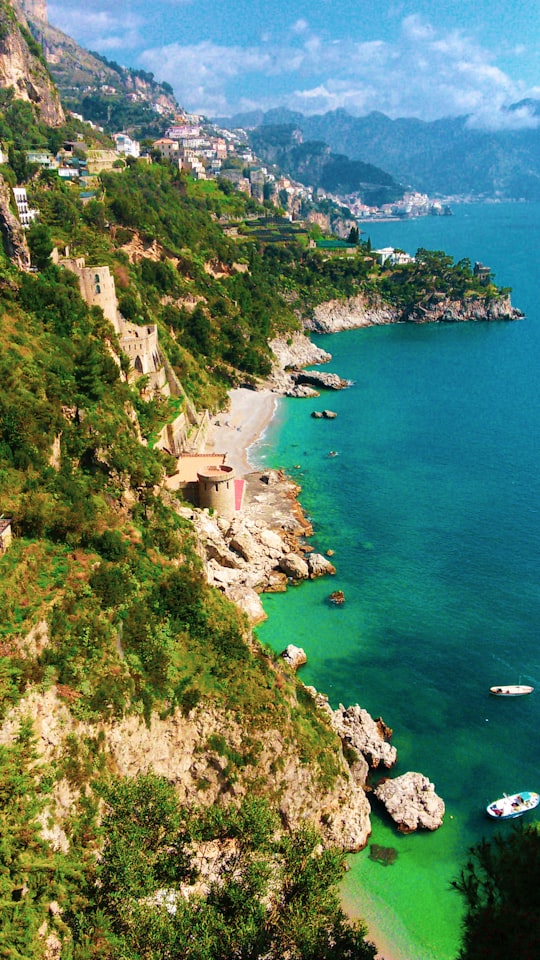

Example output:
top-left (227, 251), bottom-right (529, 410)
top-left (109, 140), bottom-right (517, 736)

top-left (374, 772), bottom-right (445, 833)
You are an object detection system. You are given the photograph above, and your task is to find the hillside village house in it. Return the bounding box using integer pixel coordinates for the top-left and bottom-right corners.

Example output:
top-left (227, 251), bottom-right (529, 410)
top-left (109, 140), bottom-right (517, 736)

top-left (112, 132), bottom-right (140, 158)
top-left (0, 517), bottom-right (13, 553)
top-left (13, 187), bottom-right (38, 228)
top-left (153, 138), bottom-right (179, 161)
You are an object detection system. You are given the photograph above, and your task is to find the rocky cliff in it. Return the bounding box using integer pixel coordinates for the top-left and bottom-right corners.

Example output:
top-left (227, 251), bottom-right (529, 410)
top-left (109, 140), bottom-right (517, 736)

top-left (307, 292), bottom-right (522, 334)
top-left (0, 0), bottom-right (64, 124)
top-left (31, 18), bottom-right (178, 121)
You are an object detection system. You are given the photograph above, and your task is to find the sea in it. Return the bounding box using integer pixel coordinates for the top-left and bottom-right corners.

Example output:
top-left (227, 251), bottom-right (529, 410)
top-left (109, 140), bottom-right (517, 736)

top-left (253, 202), bottom-right (540, 960)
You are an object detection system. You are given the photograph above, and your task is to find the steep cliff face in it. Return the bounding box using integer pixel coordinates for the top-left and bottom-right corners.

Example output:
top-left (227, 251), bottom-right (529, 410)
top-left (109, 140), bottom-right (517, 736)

top-left (31, 18), bottom-right (178, 121)
top-left (307, 292), bottom-right (522, 334)
top-left (0, 0), bottom-right (64, 124)
top-left (0, 684), bottom-right (372, 854)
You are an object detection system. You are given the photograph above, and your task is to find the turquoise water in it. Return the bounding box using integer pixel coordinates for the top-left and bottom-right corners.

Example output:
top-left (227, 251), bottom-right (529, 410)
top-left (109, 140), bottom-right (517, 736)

top-left (254, 203), bottom-right (540, 959)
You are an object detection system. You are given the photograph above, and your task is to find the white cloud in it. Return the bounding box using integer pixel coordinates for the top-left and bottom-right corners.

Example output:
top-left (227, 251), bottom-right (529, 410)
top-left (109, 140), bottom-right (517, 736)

top-left (52, 3), bottom-right (533, 126)
top-left (49, 3), bottom-right (144, 50)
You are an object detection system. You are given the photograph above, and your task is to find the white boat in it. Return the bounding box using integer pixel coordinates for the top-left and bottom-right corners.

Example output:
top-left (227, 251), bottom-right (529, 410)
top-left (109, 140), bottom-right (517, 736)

top-left (486, 790), bottom-right (539, 820)
top-left (489, 684), bottom-right (534, 697)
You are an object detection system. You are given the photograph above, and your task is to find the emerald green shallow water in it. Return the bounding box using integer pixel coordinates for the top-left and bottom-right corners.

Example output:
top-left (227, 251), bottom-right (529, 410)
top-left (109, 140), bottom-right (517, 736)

top-left (254, 204), bottom-right (540, 959)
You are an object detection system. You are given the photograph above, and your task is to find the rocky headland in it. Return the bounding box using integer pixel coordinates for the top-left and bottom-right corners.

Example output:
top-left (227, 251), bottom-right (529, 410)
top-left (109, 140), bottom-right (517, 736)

top-left (306, 292), bottom-right (523, 335)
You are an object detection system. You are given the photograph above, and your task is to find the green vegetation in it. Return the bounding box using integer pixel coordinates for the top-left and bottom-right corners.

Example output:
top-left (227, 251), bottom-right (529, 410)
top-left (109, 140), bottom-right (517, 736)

top-left (0, 65), bottom-right (519, 958)
top-left (453, 822), bottom-right (540, 959)
top-left (0, 763), bottom-right (376, 959)
top-left (379, 248), bottom-right (504, 311)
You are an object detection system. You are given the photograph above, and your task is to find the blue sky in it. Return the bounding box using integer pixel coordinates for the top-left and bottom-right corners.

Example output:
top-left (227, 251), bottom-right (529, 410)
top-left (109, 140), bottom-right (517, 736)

top-left (48, 0), bottom-right (539, 125)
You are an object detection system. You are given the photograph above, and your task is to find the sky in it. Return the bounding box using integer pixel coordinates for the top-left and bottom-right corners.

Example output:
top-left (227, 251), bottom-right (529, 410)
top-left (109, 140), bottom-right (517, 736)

top-left (47, 0), bottom-right (540, 127)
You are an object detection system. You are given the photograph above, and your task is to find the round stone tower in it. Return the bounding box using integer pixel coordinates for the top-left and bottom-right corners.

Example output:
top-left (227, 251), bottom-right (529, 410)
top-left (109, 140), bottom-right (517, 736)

top-left (197, 464), bottom-right (236, 518)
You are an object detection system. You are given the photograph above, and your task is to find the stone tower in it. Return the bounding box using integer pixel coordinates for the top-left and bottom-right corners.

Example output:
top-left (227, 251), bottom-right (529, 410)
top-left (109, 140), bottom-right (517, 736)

top-left (197, 464), bottom-right (236, 519)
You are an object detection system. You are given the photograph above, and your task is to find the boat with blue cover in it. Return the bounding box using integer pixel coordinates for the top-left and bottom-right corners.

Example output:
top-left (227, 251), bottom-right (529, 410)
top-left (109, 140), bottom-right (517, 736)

top-left (486, 790), bottom-right (539, 819)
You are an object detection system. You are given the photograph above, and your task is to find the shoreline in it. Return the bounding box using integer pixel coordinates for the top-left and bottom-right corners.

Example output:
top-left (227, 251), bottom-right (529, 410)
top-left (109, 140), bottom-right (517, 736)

top-left (206, 351), bottom-right (403, 960)
top-left (206, 387), bottom-right (279, 477)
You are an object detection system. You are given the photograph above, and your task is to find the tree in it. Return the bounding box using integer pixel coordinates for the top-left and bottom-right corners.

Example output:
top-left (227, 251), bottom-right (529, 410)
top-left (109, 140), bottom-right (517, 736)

top-left (27, 222), bottom-right (53, 271)
top-left (453, 822), bottom-right (540, 960)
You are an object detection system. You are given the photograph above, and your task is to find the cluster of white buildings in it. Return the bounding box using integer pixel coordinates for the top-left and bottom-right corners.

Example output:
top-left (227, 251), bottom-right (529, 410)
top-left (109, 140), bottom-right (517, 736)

top-left (349, 191), bottom-right (452, 221)
top-left (147, 115), bottom-right (316, 211)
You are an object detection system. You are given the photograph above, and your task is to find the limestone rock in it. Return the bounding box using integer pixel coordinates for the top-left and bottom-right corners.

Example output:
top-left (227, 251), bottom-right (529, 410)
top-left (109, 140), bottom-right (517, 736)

top-left (281, 644), bottom-right (307, 670)
top-left (308, 295), bottom-right (398, 333)
top-left (205, 537), bottom-right (243, 569)
top-left (278, 553), bottom-right (310, 580)
top-left (374, 772), bottom-right (445, 833)
top-left (225, 585), bottom-right (267, 625)
top-left (286, 384), bottom-right (320, 399)
top-left (0, 10), bottom-right (64, 125)
top-left (307, 553), bottom-right (336, 579)
top-left (293, 370), bottom-right (349, 391)
top-left (258, 527), bottom-right (288, 554)
top-left (228, 527), bottom-right (259, 563)
top-left (322, 409), bottom-right (337, 419)
top-left (331, 705), bottom-right (397, 769)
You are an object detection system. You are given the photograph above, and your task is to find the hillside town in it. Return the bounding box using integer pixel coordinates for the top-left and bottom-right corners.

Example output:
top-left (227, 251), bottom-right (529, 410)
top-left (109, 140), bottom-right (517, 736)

top-left (1, 104), bottom-right (451, 226)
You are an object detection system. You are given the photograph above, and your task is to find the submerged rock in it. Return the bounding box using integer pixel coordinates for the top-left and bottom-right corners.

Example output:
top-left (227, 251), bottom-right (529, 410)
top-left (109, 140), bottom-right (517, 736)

top-left (369, 843), bottom-right (398, 866)
top-left (374, 772), bottom-right (445, 833)
top-left (329, 590), bottom-right (345, 604)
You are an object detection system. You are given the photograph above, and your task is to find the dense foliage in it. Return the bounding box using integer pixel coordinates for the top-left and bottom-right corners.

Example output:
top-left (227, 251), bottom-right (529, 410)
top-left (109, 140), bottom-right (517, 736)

top-left (453, 823), bottom-right (540, 959)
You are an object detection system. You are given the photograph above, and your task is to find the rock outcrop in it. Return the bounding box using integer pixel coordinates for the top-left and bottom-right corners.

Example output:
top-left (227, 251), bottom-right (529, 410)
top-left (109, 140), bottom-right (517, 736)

top-left (308, 295), bottom-right (398, 333)
top-left (0, 2), bottom-right (64, 124)
top-left (281, 644), bottom-right (307, 670)
top-left (306, 291), bottom-right (522, 335)
top-left (0, 684), bottom-right (372, 852)
top-left (330, 704), bottom-right (397, 769)
top-left (405, 293), bottom-right (523, 324)
top-left (374, 772), bottom-right (445, 832)
top-left (293, 370), bottom-right (350, 391)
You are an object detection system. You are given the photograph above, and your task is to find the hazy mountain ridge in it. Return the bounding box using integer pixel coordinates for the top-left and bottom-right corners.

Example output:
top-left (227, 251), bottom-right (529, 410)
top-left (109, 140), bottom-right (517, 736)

top-left (249, 123), bottom-right (402, 207)
top-left (224, 105), bottom-right (540, 200)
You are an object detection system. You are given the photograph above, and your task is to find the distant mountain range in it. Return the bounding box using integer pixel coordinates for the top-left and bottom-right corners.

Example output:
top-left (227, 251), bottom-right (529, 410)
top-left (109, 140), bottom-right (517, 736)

top-left (221, 104), bottom-right (540, 201)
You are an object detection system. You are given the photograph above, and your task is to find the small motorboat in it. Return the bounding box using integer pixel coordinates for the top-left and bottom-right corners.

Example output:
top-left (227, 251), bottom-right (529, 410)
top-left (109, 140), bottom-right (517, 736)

top-left (489, 684), bottom-right (534, 697)
top-left (486, 791), bottom-right (539, 820)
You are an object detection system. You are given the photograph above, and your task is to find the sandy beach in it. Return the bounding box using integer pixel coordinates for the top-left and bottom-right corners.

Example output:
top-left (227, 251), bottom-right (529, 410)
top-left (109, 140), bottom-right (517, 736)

top-left (206, 387), bottom-right (278, 476)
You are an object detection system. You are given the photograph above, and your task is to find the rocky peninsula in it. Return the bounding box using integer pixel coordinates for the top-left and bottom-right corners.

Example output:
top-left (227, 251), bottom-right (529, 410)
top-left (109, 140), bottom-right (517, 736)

top-left (306, 291), bottom-right (523, 334)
